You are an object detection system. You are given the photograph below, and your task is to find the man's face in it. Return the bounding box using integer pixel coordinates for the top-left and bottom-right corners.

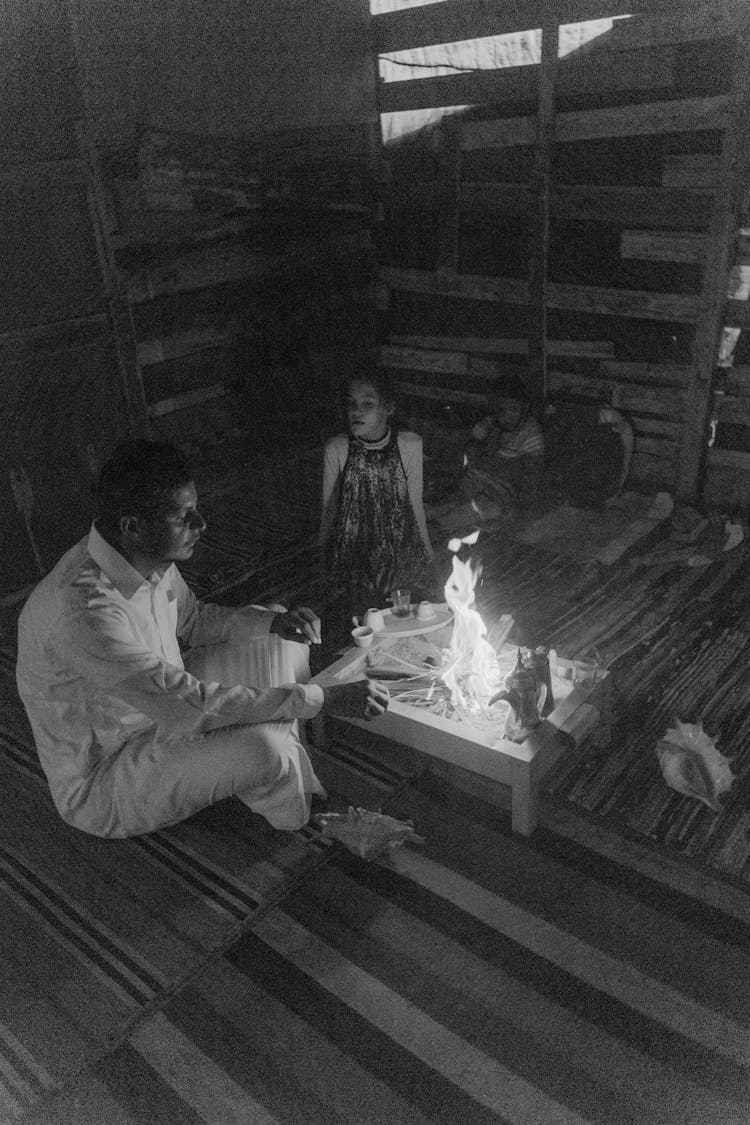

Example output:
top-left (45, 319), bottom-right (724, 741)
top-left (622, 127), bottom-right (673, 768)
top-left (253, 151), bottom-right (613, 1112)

top-left (492, 397), bottom-right (524, 432)
top-left (134, 482), bottom-right (206, 570)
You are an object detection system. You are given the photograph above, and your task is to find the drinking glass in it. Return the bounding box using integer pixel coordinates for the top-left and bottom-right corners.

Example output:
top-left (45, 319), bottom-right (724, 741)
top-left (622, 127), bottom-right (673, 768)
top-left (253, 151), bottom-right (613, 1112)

top-left (390, 588), bottom-right (411, 618)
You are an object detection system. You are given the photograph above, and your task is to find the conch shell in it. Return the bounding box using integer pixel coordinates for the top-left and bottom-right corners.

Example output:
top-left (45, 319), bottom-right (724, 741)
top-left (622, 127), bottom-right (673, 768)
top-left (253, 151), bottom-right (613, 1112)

top-left (313, 807), bottom-right (425, 860)
top-left (655, 719), bottom-right (735, 812)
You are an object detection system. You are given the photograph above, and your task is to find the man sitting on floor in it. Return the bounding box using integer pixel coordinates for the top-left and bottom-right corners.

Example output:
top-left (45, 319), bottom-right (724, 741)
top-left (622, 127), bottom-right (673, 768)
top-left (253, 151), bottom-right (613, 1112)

top-left (462, 381), bottom-right (545, 521)
top-left (16, 439), bottom-right (388, 839)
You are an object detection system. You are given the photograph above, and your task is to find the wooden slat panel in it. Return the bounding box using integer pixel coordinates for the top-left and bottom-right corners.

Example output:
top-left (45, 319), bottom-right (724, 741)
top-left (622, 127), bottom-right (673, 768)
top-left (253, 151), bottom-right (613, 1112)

top-left (136, 327), bottom-right (231, 367)
top-left (679, 25), bottom-right (750, 509)
top-left (434, 121), bottom-right (462, 275)
top-left (555, 95), bottom-right (730, 144)
top-left (607, 4), bottom-right (748, 50)
top-left (620, 232), bottom-right (706, 264)
top-left (390, 366), bottom-right (685, 421)
top-left (375, 0), bottom-right (743, 54)
top-left (0, 158), bottom-right (87, 185)
top-left (633, 434), bottom-right (679, 459)
top-left (707, 447), bottom-right (750, 469)
top-left (725, 366), bottom-right (750, 393)
top-left (712, 394), bottom-right (750, 427)
top-left (379, 46), bottom-right (675, 115)
top-left (381, 267), bottom-right (701, 322)
top-left (147, 383), bottom-right (225, 418)
top-left (630, 450), bottom-right (678, 485)
top-left (547, 370), bottom-right (684, 416)
top-left (662, 153), bottom-right (720, 189)
top-left (461, 95), bottom-right (730, 150)
top-left (631, 418), bottom-right (682, 440)
top-left (460, 182), bottom-right (715, 228)
top-left (381, 344), bottom-right (469, 377)
top-left (395, 378), bottom-right (488, 406)
top-left (374, 0), bottom-right (643, 54)
top-left (597, 362), bottom-right (691, 388)
top-left (387, 334), bottom-right (616, 358)
top-left (380, 65), bottom-right (537, 116)
top-left (725, 299), bottom-right (750, 328)
top-left (704, 446), bottom-right (750, 510)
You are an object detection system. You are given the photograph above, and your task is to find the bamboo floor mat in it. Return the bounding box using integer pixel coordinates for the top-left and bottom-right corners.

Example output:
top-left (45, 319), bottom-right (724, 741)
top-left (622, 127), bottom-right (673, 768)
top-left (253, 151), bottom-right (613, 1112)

top-left (470, 531), bottom-right (750, 887)
top-left (24, 772), bottom-right (750, 1125)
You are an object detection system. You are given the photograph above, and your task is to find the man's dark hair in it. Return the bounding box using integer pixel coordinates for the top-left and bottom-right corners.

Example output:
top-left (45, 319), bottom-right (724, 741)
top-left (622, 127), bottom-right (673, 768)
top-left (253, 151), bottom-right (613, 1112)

top-left (96, 440), bottom-right (194, 535)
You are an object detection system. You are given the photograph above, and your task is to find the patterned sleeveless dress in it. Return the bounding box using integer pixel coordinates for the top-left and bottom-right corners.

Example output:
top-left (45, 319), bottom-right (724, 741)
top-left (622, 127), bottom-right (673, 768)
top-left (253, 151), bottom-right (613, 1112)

top-left (326, 429), bottom-right (433, 607)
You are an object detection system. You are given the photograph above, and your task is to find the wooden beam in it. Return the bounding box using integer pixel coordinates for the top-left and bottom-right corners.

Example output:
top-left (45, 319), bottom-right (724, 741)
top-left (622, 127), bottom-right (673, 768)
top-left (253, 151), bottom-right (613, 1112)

top-left (387, 333), bottom-right (616, 358)
top-left (380, 267), bottom-right (701, 322)
top-left (529, 19), bottom-right (557, 409)
top-left (379, 66), bottom-right (537, 116)
top-left (373, 0), bottom-right (618, 54)
top-left (375, 0), bottom-right (743, 55)
top-left (606, 4), bottom-right (748, 50)
top-left (620, 232), bottom-right (706, 264)
top-left (434, 120), bottom-right (462, 277)
top-left (725, 300), bottom-right (750, 328)
top-left (371, 0), bottom-right (708, 55)
top-left (461, 95), bottom-right (730, 150)
top-left (136, 326), bottom-right (232, 367)
top-left (460, 181), bottom-right (715, 228)
top-left (678, 29), bottom-right (750, 502)
top-left (0, 314), bottom-right (108, 345)
top-left (712, 394), bottom-right (750, 427)
top-left (378, 46), bottom-right (675, 116)
top-left (547, 371), bottom-right (684, 417)
top-left (395, 379), bottom-right (488, 406)
top-left (597, 361), bottom-right (692, 388)
top-left (148, 383), bottom-right (225, 418)
top-left (0, 159), bottom-right (87, 185)
top-left (661, 153), bottom-right (719, 189)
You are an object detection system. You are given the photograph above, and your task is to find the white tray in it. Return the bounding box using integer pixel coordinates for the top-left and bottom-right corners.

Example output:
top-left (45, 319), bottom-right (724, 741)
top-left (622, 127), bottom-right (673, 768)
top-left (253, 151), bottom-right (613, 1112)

top-left (375, 603), bottom-right (453, 638)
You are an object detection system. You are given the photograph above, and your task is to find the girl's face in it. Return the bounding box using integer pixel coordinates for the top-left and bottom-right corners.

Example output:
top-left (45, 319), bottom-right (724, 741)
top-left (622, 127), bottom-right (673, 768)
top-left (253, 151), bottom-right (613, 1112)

top-left (345, 380), bottom-right (394, 442)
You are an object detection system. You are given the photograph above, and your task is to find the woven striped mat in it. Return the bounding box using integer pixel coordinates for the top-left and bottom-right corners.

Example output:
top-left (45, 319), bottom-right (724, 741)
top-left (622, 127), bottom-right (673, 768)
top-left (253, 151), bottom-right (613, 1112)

top-left (26, 773), bottom-right (750, 1125)
top-left (0, 660), bottom-right (413, 1121)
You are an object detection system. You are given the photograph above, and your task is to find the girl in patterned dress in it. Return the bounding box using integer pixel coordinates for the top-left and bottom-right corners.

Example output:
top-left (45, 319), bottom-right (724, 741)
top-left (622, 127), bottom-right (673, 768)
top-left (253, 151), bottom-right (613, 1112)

top-left (319, 369), bottom-right (436, 613)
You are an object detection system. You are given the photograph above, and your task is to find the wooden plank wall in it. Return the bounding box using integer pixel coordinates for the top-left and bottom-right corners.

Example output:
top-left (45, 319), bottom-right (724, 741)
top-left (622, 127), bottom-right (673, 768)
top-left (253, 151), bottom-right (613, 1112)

top-left (105, 123), bottom-right (379, 452)
top-left (1, 0), bottom-right (138, 600)
top-left (371, 0), bottom-right (750, 509)
top-left (2, 3), bottom-right (381, 602)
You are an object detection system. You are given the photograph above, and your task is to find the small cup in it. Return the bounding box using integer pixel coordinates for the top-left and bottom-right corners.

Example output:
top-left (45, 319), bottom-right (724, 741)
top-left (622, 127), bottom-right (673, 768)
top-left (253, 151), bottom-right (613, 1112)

top-left (390, 588), bottom-right (411, 619)
top-left (351, 625), bottom-right (374, 648)
top-left (363, 608), bottom-right (386, 632)
top-left (416, 600), bottom-right (436, 621)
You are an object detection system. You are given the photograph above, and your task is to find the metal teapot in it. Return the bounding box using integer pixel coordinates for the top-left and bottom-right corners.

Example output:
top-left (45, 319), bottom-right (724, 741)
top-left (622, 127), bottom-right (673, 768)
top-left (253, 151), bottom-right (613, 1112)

top-left (489, 649), bottom-right (547, 742)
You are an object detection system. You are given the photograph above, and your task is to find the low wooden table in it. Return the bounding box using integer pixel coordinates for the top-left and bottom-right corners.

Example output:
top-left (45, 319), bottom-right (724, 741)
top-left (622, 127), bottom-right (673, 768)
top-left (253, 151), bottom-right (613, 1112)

top-left (311, 638), bottom-right (611, 836)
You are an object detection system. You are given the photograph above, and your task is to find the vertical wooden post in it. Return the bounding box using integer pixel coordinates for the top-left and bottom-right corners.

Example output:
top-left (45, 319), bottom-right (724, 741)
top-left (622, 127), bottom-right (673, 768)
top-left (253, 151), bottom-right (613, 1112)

top-left (528, 21), bottom-right (558, 415)
top-left (676, 28), bottom-right (750, 503)
top-left (65, 0), bottom-right (149, 437)
top-left (434, 117), bottom-right (462, 280)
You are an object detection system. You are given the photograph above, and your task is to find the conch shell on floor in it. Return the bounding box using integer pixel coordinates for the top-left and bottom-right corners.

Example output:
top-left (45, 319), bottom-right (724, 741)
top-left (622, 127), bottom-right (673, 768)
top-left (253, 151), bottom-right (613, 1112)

top-left (313, 807), bottom-right (425, 860)
top-left (655, 719), bottom-right (735, 812)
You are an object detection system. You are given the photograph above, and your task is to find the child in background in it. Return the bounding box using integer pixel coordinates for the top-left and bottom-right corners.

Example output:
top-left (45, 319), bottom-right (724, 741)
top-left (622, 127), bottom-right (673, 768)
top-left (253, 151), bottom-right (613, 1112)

top-left (462, 381), bottom-right (545, 520)
top-left (319, 368), bottom-right (436, 611)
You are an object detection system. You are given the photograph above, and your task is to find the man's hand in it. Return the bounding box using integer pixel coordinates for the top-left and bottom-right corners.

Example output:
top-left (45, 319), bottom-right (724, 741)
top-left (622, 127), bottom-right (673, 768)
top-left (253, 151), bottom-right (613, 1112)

top-left (321, 678), bottom-right (390, 722)
top-left (270, 606), bottom-right (321, 645)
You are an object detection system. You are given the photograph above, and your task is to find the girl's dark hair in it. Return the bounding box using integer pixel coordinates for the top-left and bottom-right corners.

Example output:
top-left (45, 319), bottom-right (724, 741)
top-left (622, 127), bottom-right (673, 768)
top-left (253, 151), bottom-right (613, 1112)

top-left (339, 363), bottom-right (396, 407)
top-left (96, 440), bottom-right (194, 533)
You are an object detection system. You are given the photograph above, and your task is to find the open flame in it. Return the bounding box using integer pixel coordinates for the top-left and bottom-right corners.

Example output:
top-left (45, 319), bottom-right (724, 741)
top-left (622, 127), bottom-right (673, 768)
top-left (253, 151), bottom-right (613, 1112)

top-left (441, 532), bottom-right (501, 717)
